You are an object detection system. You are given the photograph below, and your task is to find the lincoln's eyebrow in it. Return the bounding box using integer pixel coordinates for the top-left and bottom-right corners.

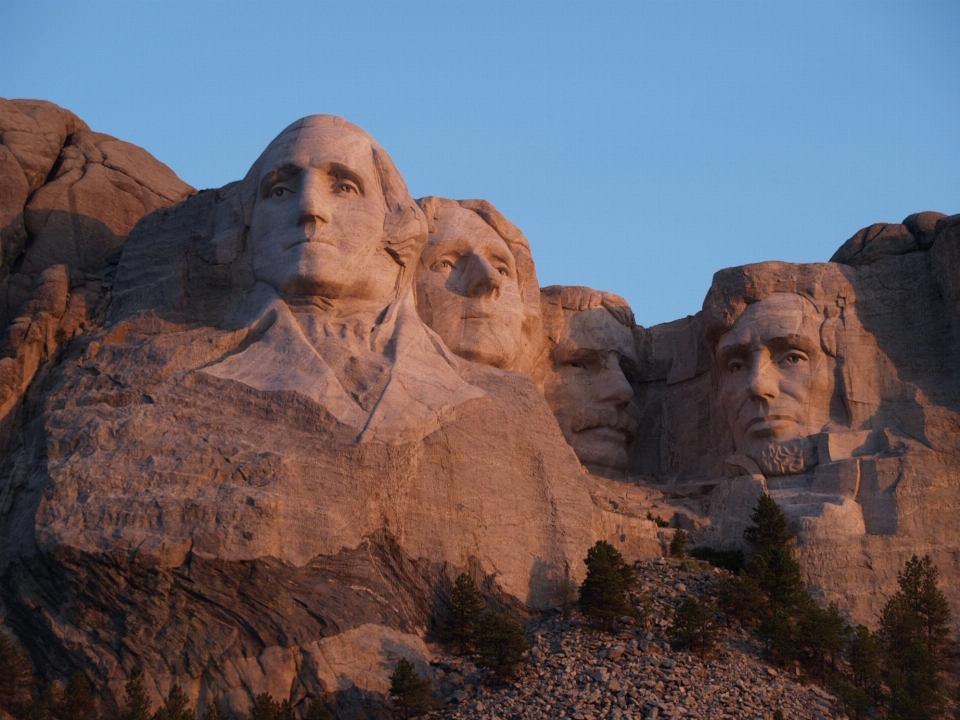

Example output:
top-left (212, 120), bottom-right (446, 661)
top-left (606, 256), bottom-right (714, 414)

top-left (259, 163), bottom-right (302, 198)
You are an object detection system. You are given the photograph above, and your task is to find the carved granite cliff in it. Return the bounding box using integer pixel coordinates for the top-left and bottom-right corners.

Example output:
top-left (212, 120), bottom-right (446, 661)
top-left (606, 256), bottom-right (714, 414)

top-left (0, 100), bottom-right (957, 715)
top-left (0, 112), bottom-right (621, 715)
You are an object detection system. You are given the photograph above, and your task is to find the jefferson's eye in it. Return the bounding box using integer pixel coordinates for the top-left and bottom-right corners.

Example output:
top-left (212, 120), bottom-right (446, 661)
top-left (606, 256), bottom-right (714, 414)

top-left (726, 359), bottom-right (745, 373)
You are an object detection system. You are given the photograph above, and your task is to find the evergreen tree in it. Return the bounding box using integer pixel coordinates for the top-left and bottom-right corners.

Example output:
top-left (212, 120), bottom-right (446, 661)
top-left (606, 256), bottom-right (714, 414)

top-left (717, 573), bottom-right (766, 626)
top-left (203, 697), bottom-right (228, 720)
top-left (474, 611), bottom-right (529, 681)
top-left (744, 493), bottom-right (791, 553)
top-left (57, 672), bottom-right (97, 720)
top-left (0, 633), bottom-right (35, 716)
top-left (847, 624), bottom-right (882, 703)
top-left (153, 684), bottom-right (194, 720)
top-left (578, 540), bottom-right (636, 629)
top-left (304, 697), bottom-right (334, 720)
top-left (120, 667), bottom-right (153, 720)
top-left (250, 693), bottom-right (279, 720)
top-left (747, 547), bottom-right (806, 610)
top-left (669, 530), bottom-right (688, 558)
top-left (388, 658), bottom-right (435, 718)
top-left (670, 596), bottom-right (719, 656)
top-left (444, 572), bottom-right (484, 654)
top-left (878, 555), bottom-right (951, 720)
top-left (797, 601), bottom-right (850, 679)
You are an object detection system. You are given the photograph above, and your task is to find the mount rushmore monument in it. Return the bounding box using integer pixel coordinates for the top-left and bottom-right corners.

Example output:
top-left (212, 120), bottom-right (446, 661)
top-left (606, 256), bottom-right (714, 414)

top-left (0, 99), bottom-right (958, 713)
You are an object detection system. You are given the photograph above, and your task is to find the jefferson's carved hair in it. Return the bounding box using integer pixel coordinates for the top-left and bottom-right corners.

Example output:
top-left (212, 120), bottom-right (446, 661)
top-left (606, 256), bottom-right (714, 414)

top-left (240, 115), bottom-right (428, 273)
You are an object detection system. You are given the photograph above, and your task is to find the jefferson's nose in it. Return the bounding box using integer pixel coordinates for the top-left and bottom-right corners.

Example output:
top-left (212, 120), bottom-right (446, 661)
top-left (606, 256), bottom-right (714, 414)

top-left (596, 359), bottom-right (634, 405)
top-left (747, 353), bottom-right (779, 401)
top-left (298, 175), bottom-right (332, 225)
top-left (462, 255), bottom-right (502, 299)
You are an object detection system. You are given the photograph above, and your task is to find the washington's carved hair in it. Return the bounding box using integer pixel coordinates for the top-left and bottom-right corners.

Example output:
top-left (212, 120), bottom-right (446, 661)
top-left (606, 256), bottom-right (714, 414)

top-left (240, 115), bottom-right (428, 272)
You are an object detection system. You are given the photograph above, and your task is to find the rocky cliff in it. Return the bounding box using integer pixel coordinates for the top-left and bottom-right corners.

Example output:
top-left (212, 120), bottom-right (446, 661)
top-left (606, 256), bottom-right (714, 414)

top-left (0, 101), bottom-right (956, 715)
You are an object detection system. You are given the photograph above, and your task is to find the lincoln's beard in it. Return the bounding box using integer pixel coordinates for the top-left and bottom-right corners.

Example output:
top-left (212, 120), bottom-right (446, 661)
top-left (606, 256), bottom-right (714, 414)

top-left (748, 437), bottom-right (818, 477)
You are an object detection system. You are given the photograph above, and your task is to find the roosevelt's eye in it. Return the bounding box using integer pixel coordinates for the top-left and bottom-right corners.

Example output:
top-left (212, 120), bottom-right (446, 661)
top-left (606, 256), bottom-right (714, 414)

top-left (726, 359), bottom-right (745, 373)
top-left (432, 260), bottom-right (455, 271)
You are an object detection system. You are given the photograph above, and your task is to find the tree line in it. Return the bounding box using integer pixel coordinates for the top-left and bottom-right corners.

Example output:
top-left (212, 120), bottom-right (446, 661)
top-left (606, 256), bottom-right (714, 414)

top-left (3, 497), bottom-right (957, 719)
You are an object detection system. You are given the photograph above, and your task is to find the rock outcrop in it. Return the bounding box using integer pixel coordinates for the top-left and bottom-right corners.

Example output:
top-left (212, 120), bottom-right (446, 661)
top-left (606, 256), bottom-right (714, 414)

top-left (0, 99), bottom-right (957, 716)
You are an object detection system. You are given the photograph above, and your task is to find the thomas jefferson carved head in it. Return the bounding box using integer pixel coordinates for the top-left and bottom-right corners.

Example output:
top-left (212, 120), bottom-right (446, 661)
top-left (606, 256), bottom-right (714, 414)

top-left (240, 115), bottom-right (426, 302)
top-left (703, 262), bottom-right (863, 476)
top-left (415, 197), bottom-right (541, 372)
top-left (536, 286), bottom-right (639, 477)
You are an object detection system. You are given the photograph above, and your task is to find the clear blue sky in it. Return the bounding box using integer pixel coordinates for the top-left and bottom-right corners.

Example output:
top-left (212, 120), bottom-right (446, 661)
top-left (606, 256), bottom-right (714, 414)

top-left (2, 1), bottom-right (958, 327)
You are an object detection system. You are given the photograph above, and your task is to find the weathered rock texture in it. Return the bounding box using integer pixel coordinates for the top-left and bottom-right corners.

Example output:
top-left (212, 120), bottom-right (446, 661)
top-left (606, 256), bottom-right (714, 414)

top-left (1, 110), bottom-right (657, 716)
top-left (0, 99), bottom-right (956, 716)
top-left (635, 212), bottom-right (960, 629)
top-left (0, 98), bottom-right (194, 444)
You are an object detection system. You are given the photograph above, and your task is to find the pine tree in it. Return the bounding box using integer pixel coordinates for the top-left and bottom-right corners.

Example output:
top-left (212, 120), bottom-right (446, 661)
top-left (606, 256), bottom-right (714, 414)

top-left (250, 693), bottom-right (279, 720)
top-left (717, 573), bottom-right (766, 625)
top-left (444, 572), bottom-right (484, 654)
top-left (56, 672), bottom-right (97, 720)
top-left (120, 667), bottom-right (153, 720)
top-left (669, 529), bottom-right (688, 558)
top-left (878, 554), bottom-right (951, 720)
top-left (670, 596), bottom-right (719, 656)
top-left (388, 658), bottom-right (435, 718)
top-left (153, 684), bottom-right (194, 720)
top-left (797, 601), bottom-right (850, 679)
top-left (848, 625), bottom-right (881, 692)
top-left (304, 697), bottom-right (334, 720)
top-left (747, 547), bottom-right (806, 610)
top-left (203, 697), bottom-right (228, 720)
top-left (744, 493), bottom-right (791, 553)
top-left (474, 611), bottom-right (529, 682)
top-left (578, 540), bottom-right (636, 629)
top-left (0, 633), bottom-right (35, 716)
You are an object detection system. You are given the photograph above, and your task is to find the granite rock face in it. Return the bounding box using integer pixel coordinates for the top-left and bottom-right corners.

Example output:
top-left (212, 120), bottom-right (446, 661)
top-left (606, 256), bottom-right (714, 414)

top-left (635, 213), bottom-right (960, 627)
top-left (0, 100), bottom-right (957, 715)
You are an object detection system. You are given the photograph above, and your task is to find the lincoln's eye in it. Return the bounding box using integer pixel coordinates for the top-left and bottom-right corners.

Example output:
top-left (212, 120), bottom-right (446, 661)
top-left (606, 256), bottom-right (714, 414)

top-left (335, 179), bottom-right (360, 194)
top-left (781, 352), bottom-right (805, 366)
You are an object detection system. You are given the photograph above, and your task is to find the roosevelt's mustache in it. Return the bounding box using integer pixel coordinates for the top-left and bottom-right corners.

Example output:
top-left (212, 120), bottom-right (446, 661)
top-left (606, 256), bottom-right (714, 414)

top-left (570, 407), bottom-right (640, 437)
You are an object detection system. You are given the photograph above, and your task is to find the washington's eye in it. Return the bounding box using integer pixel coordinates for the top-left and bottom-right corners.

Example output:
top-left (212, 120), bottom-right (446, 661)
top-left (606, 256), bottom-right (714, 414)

top-left (334, 179), bottom-right (360, 195)
top-left (272, 187), bottom-right (289, 198)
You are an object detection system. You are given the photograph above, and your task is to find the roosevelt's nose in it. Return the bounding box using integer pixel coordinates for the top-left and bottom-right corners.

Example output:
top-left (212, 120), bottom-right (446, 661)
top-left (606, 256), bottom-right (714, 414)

top-left (597, 358), bottom-right (634, 405)
top-left (747, 352), bottom-right (779, 401)
top-left (298, 174), bottom-right (332, 225)
top-left (461, 254), bottom-right (502, 299)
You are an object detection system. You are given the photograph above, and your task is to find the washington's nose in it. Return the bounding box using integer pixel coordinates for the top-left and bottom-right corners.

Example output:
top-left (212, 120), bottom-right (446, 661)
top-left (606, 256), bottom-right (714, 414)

top-left (597, 360), bottom-right (634, 405)
top-left (747, 354), bottom-right (779, 401)
top-left (298, 178), bottom-right (332, 225)
top-left (462, 255), bottom-right (502, 299)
